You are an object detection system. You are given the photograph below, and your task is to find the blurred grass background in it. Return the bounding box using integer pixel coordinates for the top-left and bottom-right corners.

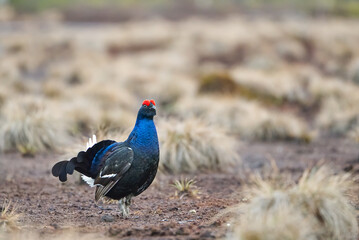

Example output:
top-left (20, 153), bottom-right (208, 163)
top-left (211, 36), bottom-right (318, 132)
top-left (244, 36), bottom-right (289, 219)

top-left (1, 0), bottom-right (359, 156)
top-left (5, 0), bottom-right (359, 18)
top-left (1, 1), bottom-right (359, 238)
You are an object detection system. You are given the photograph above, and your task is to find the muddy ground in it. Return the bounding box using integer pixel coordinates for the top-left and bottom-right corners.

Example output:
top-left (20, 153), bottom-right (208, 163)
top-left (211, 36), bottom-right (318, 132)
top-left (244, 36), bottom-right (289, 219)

top-left (1, 137), bottom-right (359, 239)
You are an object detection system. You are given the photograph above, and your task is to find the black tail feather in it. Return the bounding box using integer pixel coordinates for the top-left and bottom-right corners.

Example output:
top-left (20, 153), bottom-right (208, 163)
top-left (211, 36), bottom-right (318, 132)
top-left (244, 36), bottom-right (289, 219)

top-left (52, 161), bottom-right (68, 177)
top-left (59, 163), bottom-right (68, 182)
top-left (52, 160), bottom-right (75, 182)
top-left (51, 140), bottom-right (116, 182)
top-left (66, 158), bottom-right (75, 174)
top-left (76, 151), bottom-right (86, 163)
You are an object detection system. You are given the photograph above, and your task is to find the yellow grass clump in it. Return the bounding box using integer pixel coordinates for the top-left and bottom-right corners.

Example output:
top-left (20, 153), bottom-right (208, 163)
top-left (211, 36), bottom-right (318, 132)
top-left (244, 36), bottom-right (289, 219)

top-left (0, 201), bottom-right (21, 232)
top-left (229, 205), bottom-right (315, 240)
top-left (198, 72), bottom-right (237, 94)
top-left (231, 67), bottom-right (312, 106)
top-left (175, 96), bottom-right (312, 142)
top-left (311, 77), bottom-right (359, 135)
top-left (1, 17), bottom-right (359, 145)
top-left (0, 230), bottom-right (111, 240)
top-left (172, 178), bottom-right (200, 199)
top-left (56, 94), bottom-right (136, 137)
top-left (227, 166), bottom-right (358, 240)
top-left (158, 118), bottom-right (240, 174)
top-left (126, 74), bottom-right (197, 109)
top-left (0, 98), bottom-right (69, 155)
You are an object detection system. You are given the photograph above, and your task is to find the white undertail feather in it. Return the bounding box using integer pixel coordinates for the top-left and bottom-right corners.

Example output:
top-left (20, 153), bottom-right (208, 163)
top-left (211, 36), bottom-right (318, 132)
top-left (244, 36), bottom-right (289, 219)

top-left (81, 175), bottom-right (95, 187)
top-left (86, 134), bottom-right (97, 149)
top-left (83, 134), bottom-right (97, 187)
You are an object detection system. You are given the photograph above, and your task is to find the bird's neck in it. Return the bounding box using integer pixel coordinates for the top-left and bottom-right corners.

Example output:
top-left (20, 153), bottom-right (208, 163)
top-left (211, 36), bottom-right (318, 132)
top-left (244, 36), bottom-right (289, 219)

top-left (127, 117), bottom-right (159, 151)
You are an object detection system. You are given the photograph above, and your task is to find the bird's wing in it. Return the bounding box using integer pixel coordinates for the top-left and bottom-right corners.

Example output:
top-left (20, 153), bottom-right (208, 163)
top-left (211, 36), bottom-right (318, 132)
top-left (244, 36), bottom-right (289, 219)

top-left (94, 145), bottom-right (134, 202)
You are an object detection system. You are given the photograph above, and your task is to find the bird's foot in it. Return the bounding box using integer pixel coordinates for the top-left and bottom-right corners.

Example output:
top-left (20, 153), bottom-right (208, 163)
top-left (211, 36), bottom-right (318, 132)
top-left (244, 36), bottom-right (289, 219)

top-left (118, 199), bottom-right (129, 217)
top-left (118, 196), bottom-right (132, 217)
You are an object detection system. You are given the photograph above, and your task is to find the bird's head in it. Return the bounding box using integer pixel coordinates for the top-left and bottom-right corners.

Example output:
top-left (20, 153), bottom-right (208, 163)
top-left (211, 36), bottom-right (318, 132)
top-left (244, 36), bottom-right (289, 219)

top-left (138, 99), bottom-right (156, 119)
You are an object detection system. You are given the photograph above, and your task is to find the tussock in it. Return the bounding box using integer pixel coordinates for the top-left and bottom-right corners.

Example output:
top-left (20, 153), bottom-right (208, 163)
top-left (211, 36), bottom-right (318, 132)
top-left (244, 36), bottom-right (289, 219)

top-left (0, 200), bottom-right (21, 232)
top-left (172, 178), bottom-right (200, 199)
top-left (158, 118), bottom-right (239, 173)
top-left (138, 75), bottom-right (197, 108)
top-left (175, 96), bottom-right (312, 141)
top-left (0, 230), bottom-right (111, 240)
top-left (1, 17), bottom-right (359, 147)
top-left (231, 67), bottom-right (312, 106)
top-left (0, 98), bottom-right (68, 154)
top-left (229, 205), bottom-right (315, 240)
top-left (78, 81), bottom-right (138, 111)
top-left (59, 97), bottom-right (136, 136)
top-left (316, 96), bottom-right (359, 135)
top-left (311, 78), bottom-right (359, 135)
top-left (199, 72), bottom-right (237, 94)
top-left (42, 78), bottom-right (69, 99)
top-left (227, 166), bottom-right (358, 240)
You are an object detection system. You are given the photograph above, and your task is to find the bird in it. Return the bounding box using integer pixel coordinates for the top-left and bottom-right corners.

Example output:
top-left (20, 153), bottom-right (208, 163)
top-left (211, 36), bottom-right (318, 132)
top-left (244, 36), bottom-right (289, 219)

top-left (51, 99), bottom-right (159, 216)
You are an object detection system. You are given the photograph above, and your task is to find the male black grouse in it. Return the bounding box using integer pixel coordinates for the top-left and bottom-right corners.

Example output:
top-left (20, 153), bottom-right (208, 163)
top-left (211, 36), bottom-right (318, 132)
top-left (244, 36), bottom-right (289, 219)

top-left (52, 99), bottom-right (159, 216)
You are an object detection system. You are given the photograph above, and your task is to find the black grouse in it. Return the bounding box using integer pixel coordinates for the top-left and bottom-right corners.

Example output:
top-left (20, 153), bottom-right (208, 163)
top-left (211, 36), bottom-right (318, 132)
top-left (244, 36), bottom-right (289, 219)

top-left (52, 99), bottom-right (159, 216)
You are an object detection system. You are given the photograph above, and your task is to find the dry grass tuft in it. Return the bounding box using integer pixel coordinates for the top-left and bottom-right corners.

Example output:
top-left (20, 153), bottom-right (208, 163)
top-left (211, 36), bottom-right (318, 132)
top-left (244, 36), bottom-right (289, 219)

top-left (0, 201), bottom-right (21, 232)
top-left (347, 125), bottom-right (359, 142)
top-left (311, 77), bottom-right (359, 135)
top-left (158, 118), bottom-right (239, 174)
top-left (172, 178), bottom-right (200, 199)
top-left (1, 17), bottom-right (359, 146)
top-left (315, 95), bottom-right (359, 135)
top-left (198, 72), bottom-right (237, 94)
top-left (0, 229), bottom-right (111, 240)
top-left (226, 166), bottom-right (358, 240)
top-left (0, 98), bottom-right (69, 155)
top-left (293, 168), bottom-right (358, 240)
top-left (141, 76), bottom-right (197, 109)
top-left (231, 67), bottom-right (312, 106)
top-left (229, 205), bottom-right (315, 240)
top-left (175, 96), bottom-right (312, 142)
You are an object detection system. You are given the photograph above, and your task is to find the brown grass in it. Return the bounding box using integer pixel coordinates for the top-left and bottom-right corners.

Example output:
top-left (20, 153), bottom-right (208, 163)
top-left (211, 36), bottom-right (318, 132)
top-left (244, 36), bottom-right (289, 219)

top-left (0, 230), bottom-right (111, 240)
top-left (158, 118), bottom-right (240, 174)
top-left (198, 72), bottom-right (237, 94)
top-left (0, 16), bottom-right (359, 150)
top-left (315, 95), bottom-right (359, 135)
top-left (0, 200), bottom-right (21, 232)
top-left (231, 67), bottom-right (312, 106)
top-left (226, 166), bottom-right (358, 240)
top-left (175, 96), bottom-right (312, 142)
top-left (0, 97), bottom-right (69, 155)
top-left (139, 75), bottom-right (197, 109)
top-left (228, 205), bottom-right (315, 240)
top-left (172, 178), bottom-right (200, 199)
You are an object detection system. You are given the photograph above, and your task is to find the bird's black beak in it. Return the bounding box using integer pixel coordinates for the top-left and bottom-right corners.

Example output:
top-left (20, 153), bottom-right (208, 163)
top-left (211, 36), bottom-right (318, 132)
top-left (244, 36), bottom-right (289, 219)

top-left (150, 104), bottom-right (156, 115)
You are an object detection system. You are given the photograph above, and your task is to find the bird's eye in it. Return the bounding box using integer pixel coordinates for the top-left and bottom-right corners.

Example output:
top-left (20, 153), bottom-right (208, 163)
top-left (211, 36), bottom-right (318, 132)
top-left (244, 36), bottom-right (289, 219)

top-left (143, 105), bottom-right (147, 108)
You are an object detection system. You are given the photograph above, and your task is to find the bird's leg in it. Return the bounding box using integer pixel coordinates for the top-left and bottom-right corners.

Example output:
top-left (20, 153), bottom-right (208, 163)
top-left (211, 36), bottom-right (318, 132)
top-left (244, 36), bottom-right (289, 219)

top-left (124, 195), bottom-right (132, 216)
top-left (118, 198), bottom-right (128, 217)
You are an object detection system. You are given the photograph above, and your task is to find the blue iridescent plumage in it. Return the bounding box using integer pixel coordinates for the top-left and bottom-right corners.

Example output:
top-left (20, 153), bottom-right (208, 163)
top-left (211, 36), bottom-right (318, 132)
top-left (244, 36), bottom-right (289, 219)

top-left (90, 142), bottom-right (118, 174)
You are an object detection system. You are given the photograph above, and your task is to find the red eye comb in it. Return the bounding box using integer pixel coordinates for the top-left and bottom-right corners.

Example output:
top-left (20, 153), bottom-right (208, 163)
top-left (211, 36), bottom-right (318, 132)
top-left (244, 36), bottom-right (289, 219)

top-left (142, 99), bottom-right (150, 106)
top-left (150, 99), bottom-right (156, 106)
